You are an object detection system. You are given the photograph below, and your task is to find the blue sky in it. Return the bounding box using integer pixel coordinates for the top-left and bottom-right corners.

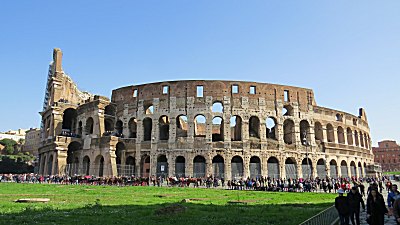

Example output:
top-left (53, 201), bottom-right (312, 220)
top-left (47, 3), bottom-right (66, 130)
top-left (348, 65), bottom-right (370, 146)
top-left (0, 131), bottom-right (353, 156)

top-left (0, 1), bottom-right (399, 146)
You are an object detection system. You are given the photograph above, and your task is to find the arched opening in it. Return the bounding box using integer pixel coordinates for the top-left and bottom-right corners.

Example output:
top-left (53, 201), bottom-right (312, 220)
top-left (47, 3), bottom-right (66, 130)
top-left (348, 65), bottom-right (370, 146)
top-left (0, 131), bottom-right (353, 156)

top-left (47, 155), bottom-right (53, 175)
top-left (67, 141), bottom-right (81, 175)
top-left (285, 158), bottom-right (297, 179)
top-left (359, 131), bottom-right (364, 148)
top-left (364, 134), bottom-right (369, 149)
top-left (340, 160), bottom-right (348, 178)
top-left (94, 155), bottom-right (105, 177)
top-left (176, 115), bottom-right (188, 138)
top-left (175, 156), bottom-right (185, 177)
top-left (350, 161), bottom-right (356, 177)
top-left (230, 116), bottom-right (242, 141)
top-left (314, 122), bottom-right (323, 142)
top-left (337, 126), bottom-right (345, 144)
top-left (363, 162), bottom-right (367, 177)
top-left (249, 156), bottom-right (261, 179)
top-left (156, 155), bottom-right (168, 178)
top-left (212, 155), bottom-right (224, 178)
top-left (104, 105), bottom-right (116, 116)
top-left (212, 102), bottom-right (223, 113)
top-left (159, 116), bottom-right (170, 141)
top-left (115, 142), bottom-right (125, 165)
top-left (326, 124), bottom-right (334, 142)
top-left (330, 160), bottom-right (337, 178)
top-left (193, 156), bottom-right (206, 178)
top-left (128, 118), bottom-right (137, 138)
top-left (77, 121), bottom-right (83, 137)
top-left (145, 105), bottom-right (154, 115)
top-left (283, 119), bottom-right (295, 144)
top-left (86, 117), bottom-right (94, 135)
top-left (358, 162), bottom-right (363, 177)
top-left (354, 131), bottom-right (359, 146)
top-left (249, 116), bottom-right (260, 139)
top-left (104, 118), bottom-right (114, 135)
top-left (83, 156), bottom-right (90, 176)
top-left (346, 128), bottom-right (353, 145)
top-left (267, 157), bottom-right (279, 178)
top-left (140, 155), bottom-right (150, 177)
top-left (62, 108), bottom-right (77, 135)
top-left (115, 120), bottom-right (123, 136)
top-left (266, 117), bottom-right (277, 140)
top-left (282, 105), bottom-right (294, 116)
top-left (125, 156), bottom-right (135, 176)
top-left (212, 117), bottom-right (224, 142)
top-left (301, 158), bottom-right (312, 178)
top-left (316, 159), bottom-right (326, 178)
top-left (194, 115), bottom-right (206, 137)
top-left (335, 113), bottom-right (343, 122)
top-left (143, 118), bottom-right (152, 141)
top-left (231, 156), bottom-right (244, 179)
top-left (41, 155), bottom-right (47, 175)
top-left (300, 120), bottom-right (310, 145)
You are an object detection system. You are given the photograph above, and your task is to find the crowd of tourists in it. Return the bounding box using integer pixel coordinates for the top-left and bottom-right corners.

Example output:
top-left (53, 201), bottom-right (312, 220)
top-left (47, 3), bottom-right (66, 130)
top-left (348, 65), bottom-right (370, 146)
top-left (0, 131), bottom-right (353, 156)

top-left (335, 182), bottom-right (400, 225)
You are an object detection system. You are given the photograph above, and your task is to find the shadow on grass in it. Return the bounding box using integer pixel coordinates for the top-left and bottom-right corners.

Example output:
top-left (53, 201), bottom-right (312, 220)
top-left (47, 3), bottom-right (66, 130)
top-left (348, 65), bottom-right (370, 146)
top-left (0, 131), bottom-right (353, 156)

top-left (0, 201), bottom-right (332, 225)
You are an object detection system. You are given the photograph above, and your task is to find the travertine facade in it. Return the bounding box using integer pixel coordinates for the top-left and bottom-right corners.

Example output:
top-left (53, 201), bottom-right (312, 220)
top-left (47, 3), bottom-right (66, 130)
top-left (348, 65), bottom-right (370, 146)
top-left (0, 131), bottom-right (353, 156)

top-left (38, 49), bottom-right (375, 179)
top-left (23, 128), bottom-right (41, 156)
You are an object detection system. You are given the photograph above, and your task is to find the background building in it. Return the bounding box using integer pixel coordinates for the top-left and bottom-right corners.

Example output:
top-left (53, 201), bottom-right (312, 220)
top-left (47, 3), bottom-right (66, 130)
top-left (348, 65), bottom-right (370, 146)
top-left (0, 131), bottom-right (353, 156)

top-left (23, 128), bottom-right (41, 156)
top-left (0, 129), bottom-right (27, 142)
top-left (372, 140), bottom-right (400, 172)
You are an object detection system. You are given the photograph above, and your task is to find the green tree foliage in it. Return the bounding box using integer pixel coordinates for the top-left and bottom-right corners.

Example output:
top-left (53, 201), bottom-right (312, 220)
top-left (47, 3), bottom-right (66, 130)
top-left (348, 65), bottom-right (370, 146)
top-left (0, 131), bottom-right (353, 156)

top-left (0, 138), bottom-right (17, 155)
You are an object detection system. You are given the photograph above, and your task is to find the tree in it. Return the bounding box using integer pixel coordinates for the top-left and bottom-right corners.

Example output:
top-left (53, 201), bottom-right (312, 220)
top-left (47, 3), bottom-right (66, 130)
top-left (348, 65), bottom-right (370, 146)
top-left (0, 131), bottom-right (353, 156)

top-left (0, 138), bottom-right (17, 155)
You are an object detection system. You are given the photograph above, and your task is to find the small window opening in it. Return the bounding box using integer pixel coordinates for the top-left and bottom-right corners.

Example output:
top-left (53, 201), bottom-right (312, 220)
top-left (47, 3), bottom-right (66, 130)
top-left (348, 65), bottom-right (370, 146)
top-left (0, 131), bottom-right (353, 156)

top-left (250, 86), bottom-right (256, 94)
top-left (163, 86), bottom-right (169, 94)
top-left (232, 85), bottom-right (238, 94)
top-left (197, 86), bottom-right (203, 97)
top-left (133, 89), bottom-right (138, 97)
top-left (284, 90), bottom-right (289, 102)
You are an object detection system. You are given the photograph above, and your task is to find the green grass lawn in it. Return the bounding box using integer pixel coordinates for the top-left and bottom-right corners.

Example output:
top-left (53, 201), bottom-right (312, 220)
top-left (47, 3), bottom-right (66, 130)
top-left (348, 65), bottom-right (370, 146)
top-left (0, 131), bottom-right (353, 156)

top-left (384, 171), bottom-right (400, 175)
top-left (0, 183), bottom-right (336, 225)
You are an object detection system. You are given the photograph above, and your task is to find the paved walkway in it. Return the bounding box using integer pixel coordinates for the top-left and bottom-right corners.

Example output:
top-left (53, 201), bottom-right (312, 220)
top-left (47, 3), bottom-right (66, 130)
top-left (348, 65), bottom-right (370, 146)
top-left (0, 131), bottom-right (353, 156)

top-left (358, 181), bottom-right (399, 225)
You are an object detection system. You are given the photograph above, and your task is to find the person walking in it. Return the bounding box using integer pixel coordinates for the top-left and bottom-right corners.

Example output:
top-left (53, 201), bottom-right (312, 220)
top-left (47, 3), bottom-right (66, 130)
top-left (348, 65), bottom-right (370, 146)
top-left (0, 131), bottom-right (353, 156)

top-left (347, 186), bottom-right (365, 225)
top-left (393, 198), bottom-right (400, 225)
top-left (335, 188), bottom-right (350, 225)
top-left (388, 184), bottom-right (400, 213)
top-left (367, 189), bottom-right (388, 225)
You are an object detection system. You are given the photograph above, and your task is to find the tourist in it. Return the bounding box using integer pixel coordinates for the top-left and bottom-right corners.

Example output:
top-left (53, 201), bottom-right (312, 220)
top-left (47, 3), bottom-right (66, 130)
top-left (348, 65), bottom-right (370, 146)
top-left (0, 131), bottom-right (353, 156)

top-left (347, 186), bottom-right (365, 225)
top-left (366, 189), bottom-right (388, 225)
top-left (388, 184), bottom-right (400, 213)
top-left (335, 188), bottom-right (350, 225)
top-left (393, 198), bottom-right (400, 225)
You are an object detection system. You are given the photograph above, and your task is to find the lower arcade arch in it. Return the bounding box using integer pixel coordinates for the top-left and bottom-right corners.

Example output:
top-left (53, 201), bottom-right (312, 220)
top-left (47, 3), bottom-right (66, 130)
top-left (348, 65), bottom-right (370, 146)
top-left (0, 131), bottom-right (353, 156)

top-left (267, 157), bottom-right (279, 178)
top-left (212, 155), bottom-right (224, 178)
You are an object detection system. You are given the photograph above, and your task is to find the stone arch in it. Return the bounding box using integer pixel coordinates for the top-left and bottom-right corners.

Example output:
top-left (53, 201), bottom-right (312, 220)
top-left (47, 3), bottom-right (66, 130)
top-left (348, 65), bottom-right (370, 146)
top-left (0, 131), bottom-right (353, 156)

top-left (175, 156), bottom-right (185, 177)
top-left (316, 159), bottom-right (326, 178)
top-left (193, 155), bottom-right (206, 178)
top-left (364, 133), bottom-right (369, 149)
top-left (340, 160), bottom-right (348, 178)
top-left (283, 119), bottom-right (295, 144)
top-left (176, 115), bottom-right (188, 138)
top-left (231, 156), bottom-right (244, 179)
top-left (354, 131), bottom-right (359, 146)
top-left (82, 155), bottom-right (90, 176)
top-left (115, 120), bottom-right (123, 135)
top-left (125, 156), bottom-right (135, 176)
top-left (337, 126), bottom-right (345, 144)
top-left (104, 105), bottom-right (116, 116)
top-left (159, 115), bottom-right (170, 141)
top-left (140, 155), bottom-right (150, 177)
top-left (329, 159), bottom-right (338, 178)
top-left (302, 158), bottom-right (312, 178)
top-left (41, 155), bottom-right (47, 175)
top-left (359, 131), bottom-right (364, 147)
top-left (358, 162), bottom-right (363, 177)
top-left (212, 101), bottom-right (223, 113)
top-left (285, 157), bottom-right (297, 179)
top-left (230, 115), bottom-right (242, 141)
top-left (282, 105), bottom-right (294, 116)
top-left (249, 156), bottom-right (261, 178)
top-left (363, 162), bottom-right (367, 176)
top-left (86, 117), bottom-right (94, 135)
top-left (300, 120), bottom-right (311, 145)
top-left (143, 117), bottom-right (152, 141)
top-left (115, 142), bottom-right (125, 165)
top-left (212, 155), bottom-right (224, 178)
top-left (212, 116), bottom-right (224, 142)
top-left (194, 115), bottom-right (206, 137)
top-left (267, 157), bottom-right (280, 178)
top-left (145, 105), bottom-right (154, 115)
top-left (346, 128), bottom-right (353, 145)
top-left (249, 116), bottom-right (260, 139)
top-left (62, 108), bottom-right (77, 134)
top-left (47, 155), bottom-right (54, 175)
top-left (326, 124), bottom-right (334, 142)
top-left (156, 155), bottom-right (168, 178)
top-left (67, 141), bottom-right (81, 164)
top-left (335, 113), bottom-right (343, 122)
top-left (350, 161), bottom-right (357, 177)
top-left (128, 117), bottom-right (137, 138)
top-left (77, 121), bottom-right (83, 137)
top-left (266, 117), bottom-right (278, 140)
top-left (104, 118), bottom-right (114, 134)
top-left (94, 155), bottom-right (105, 177)
top-left (314, 122), bottom-right (323, 142)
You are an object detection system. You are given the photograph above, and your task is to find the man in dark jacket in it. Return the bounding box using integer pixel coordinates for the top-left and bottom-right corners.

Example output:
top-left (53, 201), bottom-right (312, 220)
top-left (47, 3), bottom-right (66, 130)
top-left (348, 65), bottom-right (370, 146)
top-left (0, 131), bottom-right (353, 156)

top-left (347, 186), bottom-right (365, 225)
top-left (335, 188), bottom-right (350, 225)
top-left (393, 198), bottom-right (400, 225)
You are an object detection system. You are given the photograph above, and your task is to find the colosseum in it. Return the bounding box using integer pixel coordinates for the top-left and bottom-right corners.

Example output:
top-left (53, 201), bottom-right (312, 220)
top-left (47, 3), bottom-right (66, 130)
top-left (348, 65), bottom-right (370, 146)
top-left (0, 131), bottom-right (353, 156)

top-left (38, 48), bottom-right (375, 180)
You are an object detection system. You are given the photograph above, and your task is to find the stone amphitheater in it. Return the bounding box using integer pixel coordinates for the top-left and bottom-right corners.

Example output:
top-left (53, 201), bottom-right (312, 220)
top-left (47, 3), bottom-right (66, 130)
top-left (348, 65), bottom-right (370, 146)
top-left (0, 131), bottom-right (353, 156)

top-left (38, 49), bottom-right (375, 180)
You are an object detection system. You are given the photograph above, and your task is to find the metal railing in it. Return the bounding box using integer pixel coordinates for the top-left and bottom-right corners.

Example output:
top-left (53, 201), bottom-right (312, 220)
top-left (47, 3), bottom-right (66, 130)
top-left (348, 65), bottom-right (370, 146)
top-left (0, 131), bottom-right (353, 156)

top-left (298, 205), bottom-right (338, 225)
